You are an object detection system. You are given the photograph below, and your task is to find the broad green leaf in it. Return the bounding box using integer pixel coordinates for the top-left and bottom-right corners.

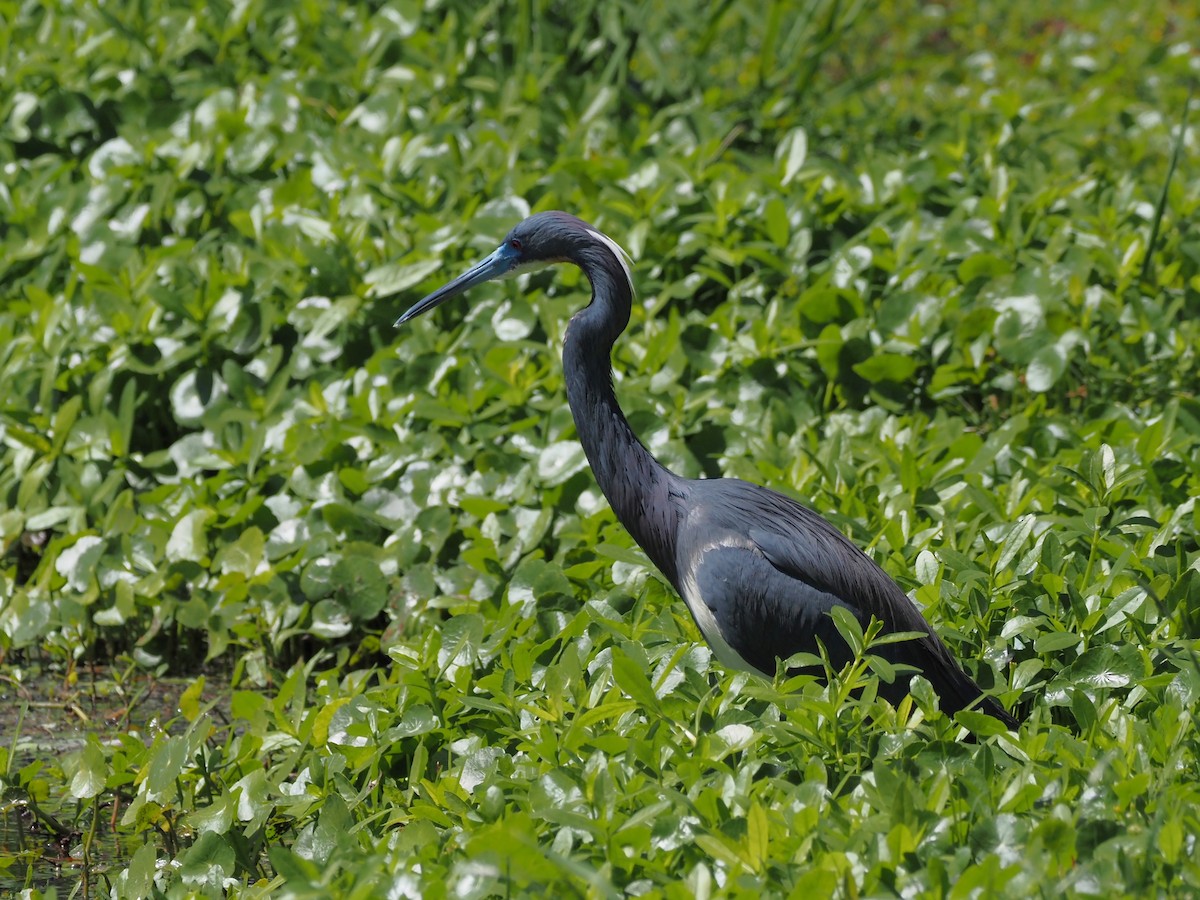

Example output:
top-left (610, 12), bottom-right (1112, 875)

top-left (995, 514), bottom-right (1034, 573)
top-left (147, 736), bottom-right (190, 798)
top-left (537, 441), bottom-right (587, 486)
top-left (68, 739), bottom-right (107, 800)
top-left (1035, 631), bottom-right (1081, 653)
top-left (123, 842), bottom-right (158, 898)
top-left (311, 697), bottom-right (351, 747)
top-left (915, 549), bottom-right (939, 585)
top-left (55, 535), bottom-right (104, 593)
top-left (1026, 343), bottom-right (1066, 392)
top-left (215, 527), bottom-right (264, 577)
top-left (179, 676), bottom-right (206, 721)
top-left (611, 646), bottom-right (660, 712)
top-left (955, 710), bottom-right (1010, 736)
top-left (852, 353), bottom-right (920, 383)
top-left (178, 832), bottom-right (235, 888)
top-left (958, 253), bottom-right (1011, 283)
top-left (1158, 818), bottom-right (1184, 865)
top-left (166, 509), bottom-right (213, 564)
top-left (234, 769), bottom-right (274, 832)
top-left (830, 606), bottom-right (864, 657)
top-left (1062, 646), bottom-right (1139, 689)
top-left (187, 793), bottom-right (234, 835)
top-left (311, 599), bottom-right (353, 639)
top-left (170, 369), bottom-right (227, 426)
top-left (332, 555), bottom-right (388, 620)
top-left (383, 705), bottom-right (439, 740)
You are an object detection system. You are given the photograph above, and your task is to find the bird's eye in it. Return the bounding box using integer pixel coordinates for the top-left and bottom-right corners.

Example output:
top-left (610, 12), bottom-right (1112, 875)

top-left (509, 238), bottom-right (523, 251)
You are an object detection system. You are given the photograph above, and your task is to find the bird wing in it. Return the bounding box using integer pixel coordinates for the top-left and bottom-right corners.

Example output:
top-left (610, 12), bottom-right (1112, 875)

top-left (683, 539), bottom-right (869, 677)
top-left (675, 478), bottom-right (1017, 720)
top-left (692, 478), bottom-right (937, 637)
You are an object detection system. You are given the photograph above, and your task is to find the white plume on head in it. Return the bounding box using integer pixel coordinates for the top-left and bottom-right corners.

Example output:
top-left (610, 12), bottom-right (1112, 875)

top-left (586, 228), bottom-right (635, 296)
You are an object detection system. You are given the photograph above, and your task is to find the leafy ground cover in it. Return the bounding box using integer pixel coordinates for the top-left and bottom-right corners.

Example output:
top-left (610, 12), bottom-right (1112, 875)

top-left (2, 0), bottom-right (1199, 895)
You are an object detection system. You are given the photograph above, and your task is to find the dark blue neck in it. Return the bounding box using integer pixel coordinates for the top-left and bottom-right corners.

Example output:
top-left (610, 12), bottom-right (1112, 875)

top-left (561, 254), bottom-right (681, 583)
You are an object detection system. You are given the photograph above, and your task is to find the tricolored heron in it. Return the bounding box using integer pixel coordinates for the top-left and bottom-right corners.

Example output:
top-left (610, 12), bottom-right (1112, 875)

top-left (396, 211), bottom-right (1020, 731)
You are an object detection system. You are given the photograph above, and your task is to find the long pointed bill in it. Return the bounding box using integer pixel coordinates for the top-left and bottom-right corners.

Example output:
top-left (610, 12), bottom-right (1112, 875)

top-left (394, 244), bottom-right (517, 327)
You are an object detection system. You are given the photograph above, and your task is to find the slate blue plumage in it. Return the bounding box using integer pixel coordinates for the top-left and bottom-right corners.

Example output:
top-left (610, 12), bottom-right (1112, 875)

top-left (397, 211), bottom-right (1020, 731)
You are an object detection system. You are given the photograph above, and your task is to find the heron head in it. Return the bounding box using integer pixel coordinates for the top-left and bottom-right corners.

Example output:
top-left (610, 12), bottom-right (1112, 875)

top-left (394, 211), bottom-right (632, 326)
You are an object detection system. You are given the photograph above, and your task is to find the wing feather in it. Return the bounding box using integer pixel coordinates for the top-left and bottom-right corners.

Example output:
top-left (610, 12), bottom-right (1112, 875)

top-left (675, 478), bottom-right (1019, 725)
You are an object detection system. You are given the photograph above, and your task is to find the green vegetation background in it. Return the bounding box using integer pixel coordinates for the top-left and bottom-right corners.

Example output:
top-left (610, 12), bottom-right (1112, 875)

top-left (2, 0), bottom-right (1199, 896)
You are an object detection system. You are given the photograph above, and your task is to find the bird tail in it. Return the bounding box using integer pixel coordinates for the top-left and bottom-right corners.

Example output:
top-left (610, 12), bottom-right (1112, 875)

top-left (923, 650), bottom-right (1022, 730)
top-left (877, 639), bottom-right (1022, 731)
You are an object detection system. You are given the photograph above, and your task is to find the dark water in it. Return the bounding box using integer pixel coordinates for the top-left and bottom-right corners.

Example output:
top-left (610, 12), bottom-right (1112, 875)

top-left (0, 667), bottom-right (227, 895)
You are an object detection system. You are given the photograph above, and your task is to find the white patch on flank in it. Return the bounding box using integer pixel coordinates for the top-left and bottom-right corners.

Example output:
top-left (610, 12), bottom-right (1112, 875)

top-left (586, 228), bottom-right (635, 296)
top-left (677, 534), bottom-right (758, 673)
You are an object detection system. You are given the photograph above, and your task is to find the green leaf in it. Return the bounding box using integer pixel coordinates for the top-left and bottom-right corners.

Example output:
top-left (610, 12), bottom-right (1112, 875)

top-left (166, 509), bottom-right (212, 564)
top-left (611, 645), bottom-right (661, 713)
top-left (178, 832), bottom-right (236, 887)
top-left (123, 842), bottom-right (158, 898)
top-left (68, 738), bottom-right (107, 800)
top-left (311, 599), bottom-right (353, 639)
top-left (1035, 631), bottom-right (1081, 653)
top-left (1061, 646), bottom-right (1139, 689)
top-left (147, 736), bottom-right (189, 798)
top-left (746, 800), bottom-right (768, 872)
top-left (764, 197), bottom-right (789, 247)
top-left (187, 792), bottom-right (234, 835)
top-left (269, 846), bottom-right (323, 887)
top-left (332, 555), bottom-right (388, 620)
top-left (995, 514), bottom-right (1034, 573)
top-left (215, 527), bottom-right (264, 577)
top-left (955, 710), bottom-right (1010, 736)
top-left (914, 549), bottom-right (939, 585)
top-left (1070, 687), bottom-right (1098, 731)
top-left (815, 323), bottom-right (843, 379)
top-left (1097, 443), bottom-right (1116, 496)
top-left (694, 833), bottom-right (744, 869)
top-left (50, 395), bottom-right (83, 453)
top-left (383, 705), bottom-right (439, 740)
top-left (233, 769), bottom-right (274, 833)
top-left (852, 353), bottom-right (920, 383)
top-left (1158, 818), bottom-right (1184, 865)
top-left (55, 535), bottom-right (105, 593)
top-left (1026, 343), bottom-right (1066, 392)
top-left (957, 252), bottom-right (1011, 283)
top-left (179, 675), bottom-right (206, 721)
top-left (537, 441), bottom-right (588, 486)
top-left (170, 369), bottom-right (227, 426)
top-left (595, 542), bottom-right (648, 567)
top-left (297, 793), bottom-right (354, 866)
top-left (777, 127), bottom-right (808, 185)
top-left (829, 606), bottom-right (864, 657)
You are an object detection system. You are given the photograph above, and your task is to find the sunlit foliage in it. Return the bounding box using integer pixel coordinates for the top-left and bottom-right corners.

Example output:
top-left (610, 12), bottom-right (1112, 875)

top-left (1, 0), bottom-right (1198, 895)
